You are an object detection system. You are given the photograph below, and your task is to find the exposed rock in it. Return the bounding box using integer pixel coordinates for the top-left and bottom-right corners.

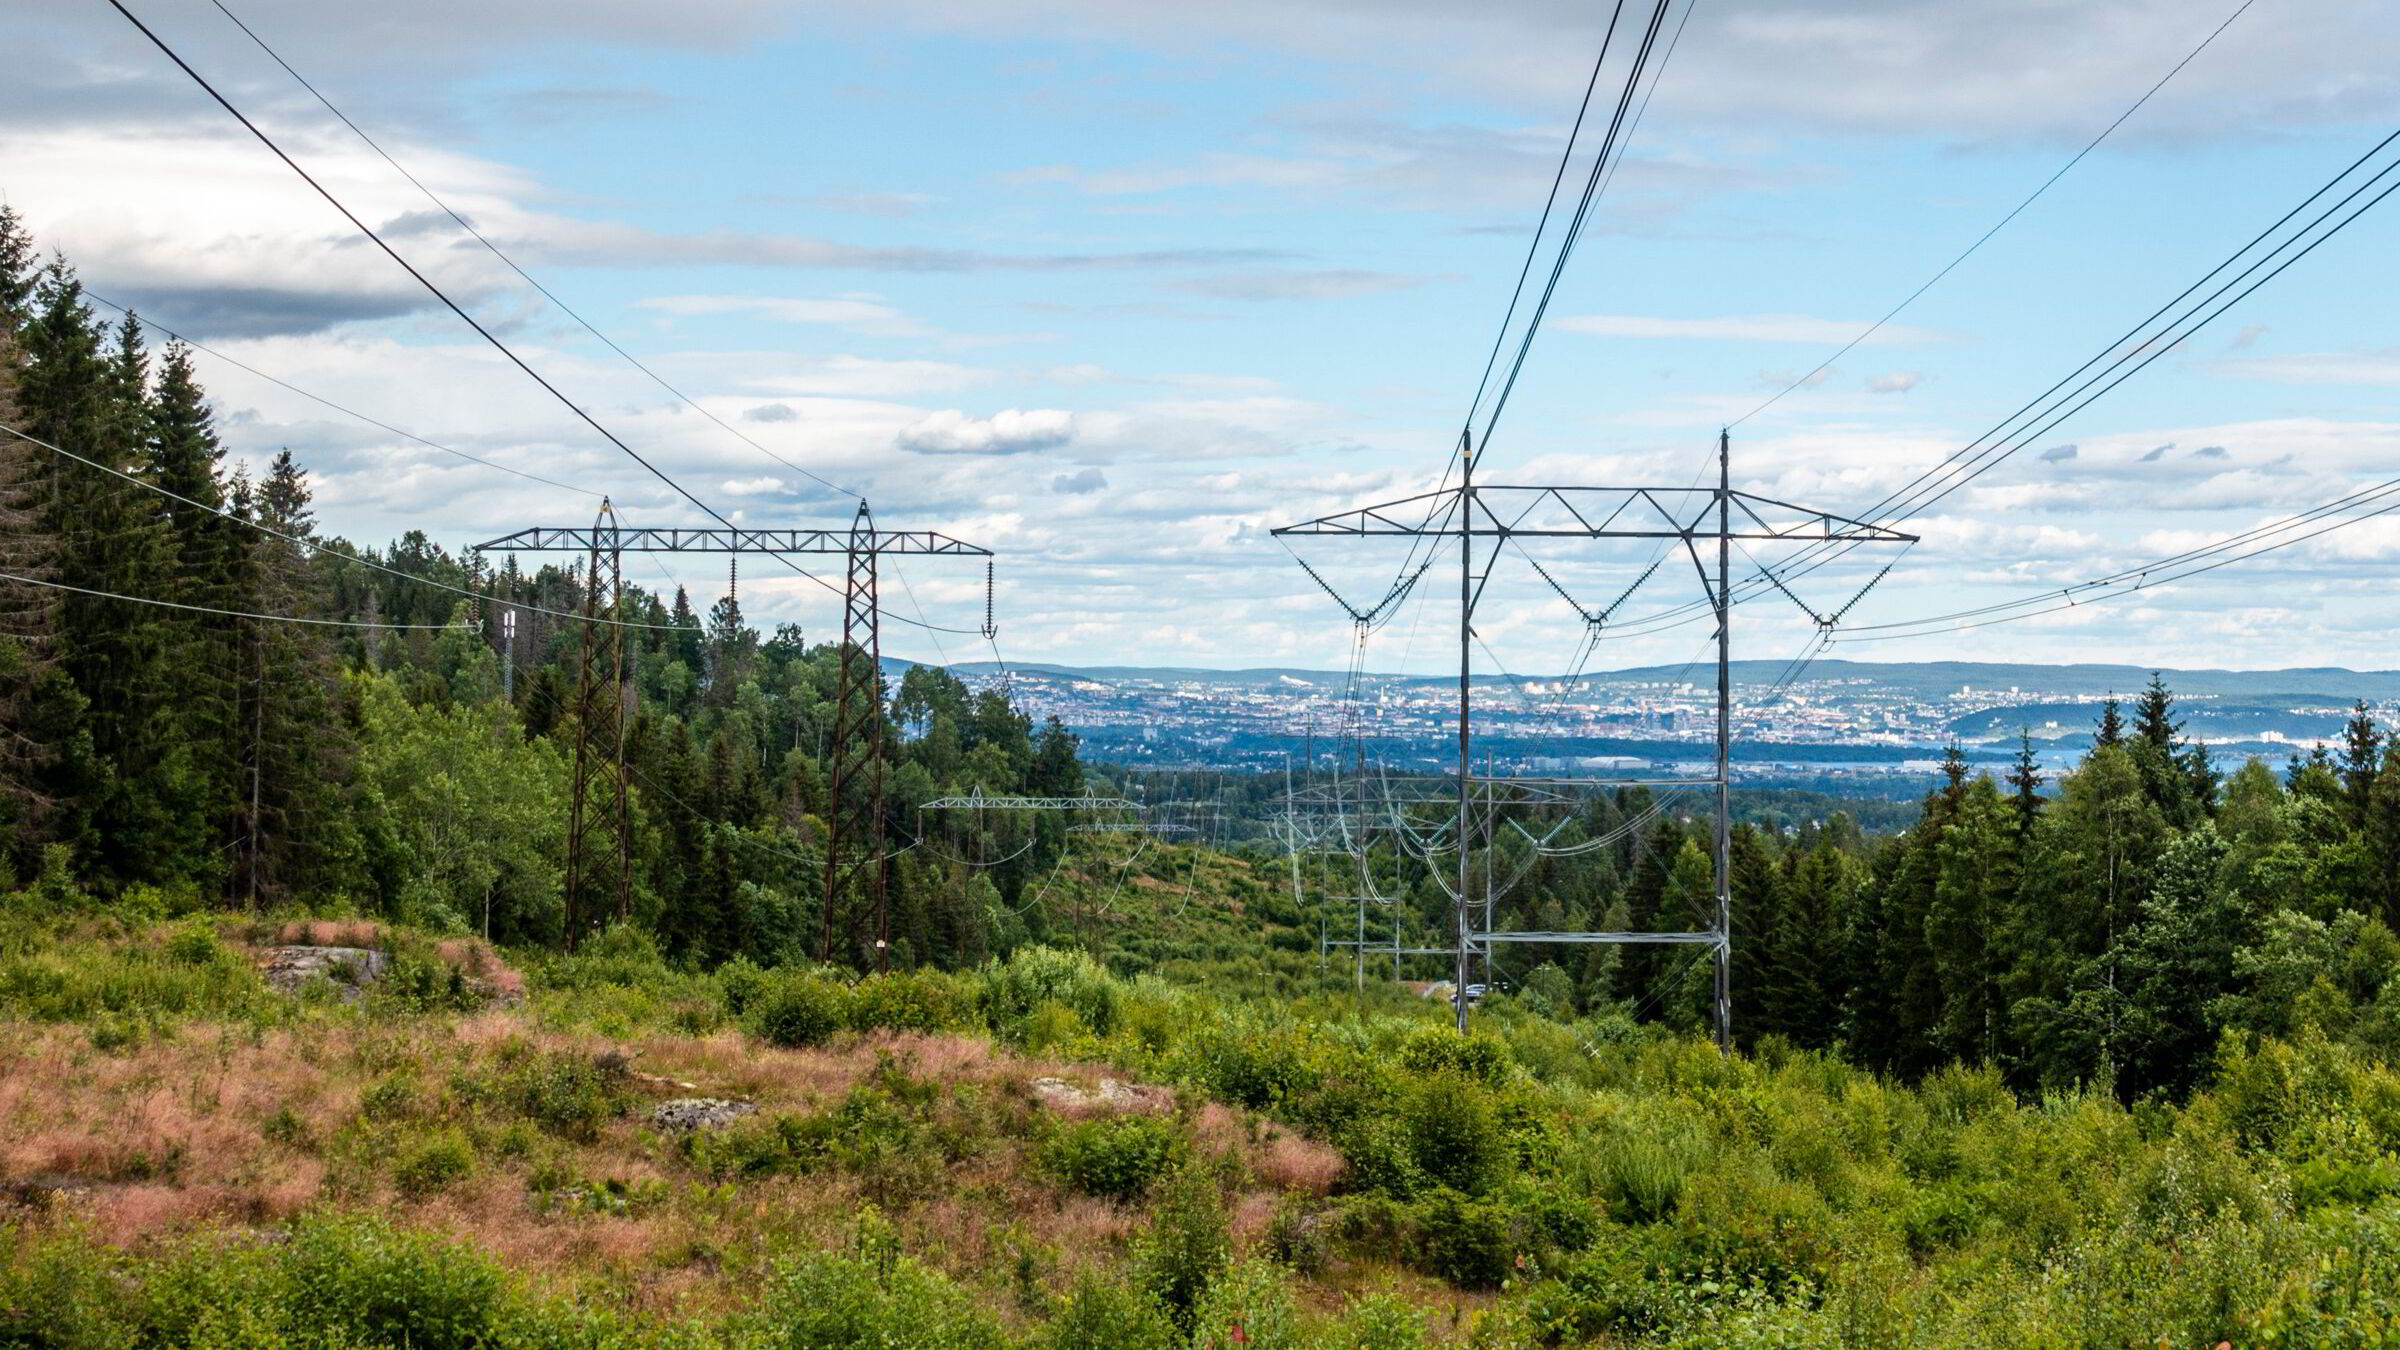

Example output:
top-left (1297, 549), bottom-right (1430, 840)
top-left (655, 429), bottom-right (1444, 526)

top-left (0, 1175), bottom-right (95, 1208)
top-left (651, 1098), bottom-right (759, 1132)
top-left (258, 946), bottom-right (389, 1000)
top-left (1029, 1075), bottom-right (1174, 1115)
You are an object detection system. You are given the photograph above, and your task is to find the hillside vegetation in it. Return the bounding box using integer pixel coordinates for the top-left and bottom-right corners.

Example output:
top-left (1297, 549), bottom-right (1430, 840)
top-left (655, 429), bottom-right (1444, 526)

top-left (8, 893), bottom-right (2400, 1346)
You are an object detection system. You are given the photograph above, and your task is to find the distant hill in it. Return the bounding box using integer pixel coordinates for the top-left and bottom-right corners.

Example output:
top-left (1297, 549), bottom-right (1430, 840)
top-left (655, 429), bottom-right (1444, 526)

top-left (927, 657), bottom-right (2400, 701)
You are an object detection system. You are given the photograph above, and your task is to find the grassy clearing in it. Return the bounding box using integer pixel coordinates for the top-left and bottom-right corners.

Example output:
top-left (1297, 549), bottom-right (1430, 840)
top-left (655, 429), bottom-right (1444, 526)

top-left (5, 913), bottom-right (2400, 1345)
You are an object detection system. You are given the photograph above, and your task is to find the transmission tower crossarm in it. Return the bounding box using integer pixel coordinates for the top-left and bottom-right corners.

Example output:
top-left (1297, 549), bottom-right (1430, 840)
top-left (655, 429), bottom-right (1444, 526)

top-left (472, 525), bottom-right (990, 555)
top-left (919, 791), bottom-right (1142, 810)
top-left (1273, 485), bottom-right (1916, 542)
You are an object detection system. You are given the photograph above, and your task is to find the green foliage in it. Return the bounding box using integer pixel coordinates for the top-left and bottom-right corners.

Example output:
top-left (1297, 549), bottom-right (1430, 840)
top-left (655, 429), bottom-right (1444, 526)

top-left (1040, 1113), bottom-right (1185, 1200)
top-left (1139, 1165), bottom-right (1231, 1333)
top-left (1402, 1069), bottom-right (1509, 1196)
top-left (391, 1127), bottom-right (476, 1197)
top-left (502, 1049), bottom-right (628, 1140)
top-left (848, 967), bottom-right (974, 1033)
top-left (0, 915), bottom-right (268, 1024)
top-left (746, 971), bottom-right (849, 1047)
top-left (747, 1248), bottom-right (1004, 1349)
top-left (1037, 1273), bottom-right (1178, 1350)
top-left (982, 945), bottom-right (1121, 1042)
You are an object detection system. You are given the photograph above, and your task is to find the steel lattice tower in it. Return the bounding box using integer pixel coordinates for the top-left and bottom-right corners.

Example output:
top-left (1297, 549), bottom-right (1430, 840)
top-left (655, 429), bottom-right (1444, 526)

top-left (563, 499), bottom-right (633, 948)
top-left (475, 501), bottom-right (992, 968)
top-left (1275, 432), bottom-right (1915, 1046)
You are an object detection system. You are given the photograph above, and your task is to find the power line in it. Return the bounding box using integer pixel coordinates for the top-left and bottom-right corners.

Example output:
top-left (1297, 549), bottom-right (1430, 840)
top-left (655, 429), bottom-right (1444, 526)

top-left (1459, 0), bottom-right (1632, 438)
top-left (197, 0), bottom-right (862, 505)
top-left (104, 0), bottom-right (977, 637)
top-left (0, 417), bottom-right (688, 631)
top-left (1590, 123), bottom-right (2400, 645)
top-left (0, 565), bottom-right (468, 630)
top-left (1838, 477), bottom-right (2400, 643)
top-left (1732, 0), bottom-right (2258, 428)
top-left (1477, 0), bottom-right (1685, 452)
top-left (82, 293), bottom-right (604, 501)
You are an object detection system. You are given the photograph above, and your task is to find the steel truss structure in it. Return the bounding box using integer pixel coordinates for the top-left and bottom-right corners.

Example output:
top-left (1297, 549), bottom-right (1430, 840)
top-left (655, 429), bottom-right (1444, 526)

top-left (1274, 433), bottom-right (1914, 1045)
top-left (474, 501), bottom-right (991, 969)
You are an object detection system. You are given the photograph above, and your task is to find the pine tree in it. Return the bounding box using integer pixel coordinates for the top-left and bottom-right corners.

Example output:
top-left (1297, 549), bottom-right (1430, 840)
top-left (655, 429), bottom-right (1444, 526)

top-left (20, 271), bottom-right (183, 884)
top-left (145, 340), bottom-right (241, 886)
top-left (0, 213), bottom-right (68, 862)
top-left (2095, 695), bottom-right (2125, 749)
top-left (2006, 744), bottom-right (2170, 1088)
top-left (2007, 730), bottom-right (2045, 836)
top-left (229, 452), bottom-right (357, 906)
top-left (1727, 823), bottom-right (1782, 1049)
top-left (0, 208), bottom-right (36, 327)
top-left (1926, 778), bottom-right (2016, 1066)
top-left (1761, 835), bottom-right (1855, 1049)
top-left (2341, 701), bottom-right (2383, 829)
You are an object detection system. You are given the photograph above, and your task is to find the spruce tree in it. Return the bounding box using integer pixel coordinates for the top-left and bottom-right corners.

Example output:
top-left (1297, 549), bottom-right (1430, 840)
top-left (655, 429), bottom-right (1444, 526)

top-left (20, 270), bottom-right (183, 883)
top-left (230, 452), bottom-right (356, 905)
top-left (2340, 701), bottom-right (2383, 829)
top-left (2007, 730), bottom-right (2045, 836)
top-left (2095, 695), bottom-right (2125, 749)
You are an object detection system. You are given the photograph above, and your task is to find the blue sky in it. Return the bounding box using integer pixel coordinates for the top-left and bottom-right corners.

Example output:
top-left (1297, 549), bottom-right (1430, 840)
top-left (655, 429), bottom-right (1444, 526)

top-left (5, 0), bottom-right (2399, 677)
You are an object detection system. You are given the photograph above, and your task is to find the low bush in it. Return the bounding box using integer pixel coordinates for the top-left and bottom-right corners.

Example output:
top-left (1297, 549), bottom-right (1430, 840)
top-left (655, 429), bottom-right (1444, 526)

top-left (849, 968), bottom-right (974, 1033)
top-left (392, 1127), bottom-right (477, 1197)
top-left (983, 946), bottom-right (1121, 1042)
top-left (747, 973), bottom-right (849, 1047)
top-left (1041, 1113), bottom-right (1185, 1200)
top-left (504, 1050), bottom-right (626, 1140)
top-left (748, 1248), bottom-right (1003, 1349)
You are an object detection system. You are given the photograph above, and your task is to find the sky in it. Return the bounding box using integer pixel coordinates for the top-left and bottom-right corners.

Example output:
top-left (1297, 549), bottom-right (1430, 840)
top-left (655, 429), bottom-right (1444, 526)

top-left (4, 0), bottom-right (2399, 680)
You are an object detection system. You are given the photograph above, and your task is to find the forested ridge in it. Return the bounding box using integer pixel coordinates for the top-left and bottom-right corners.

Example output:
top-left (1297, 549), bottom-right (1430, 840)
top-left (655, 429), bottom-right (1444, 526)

top-left (14, 207), bottom-right (2400, 1344)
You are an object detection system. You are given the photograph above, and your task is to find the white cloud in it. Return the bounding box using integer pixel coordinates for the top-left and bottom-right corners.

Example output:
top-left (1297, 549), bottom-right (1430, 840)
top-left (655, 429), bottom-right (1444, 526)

top-left (2209, 349), bottom-right (2400, 387)
top-left (897, 408), bottom-right (1077, 455)
top-left (1867, 371), bottom-right (1922, 394)
top-left (639, 294), bottom-right (931, 336)
top-left (720, 475), bottom-right (788, 495)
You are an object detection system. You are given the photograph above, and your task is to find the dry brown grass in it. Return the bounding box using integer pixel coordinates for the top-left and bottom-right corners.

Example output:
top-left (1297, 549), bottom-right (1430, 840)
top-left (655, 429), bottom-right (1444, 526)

top-left (0, 1005), bottom-right (1348, 1322)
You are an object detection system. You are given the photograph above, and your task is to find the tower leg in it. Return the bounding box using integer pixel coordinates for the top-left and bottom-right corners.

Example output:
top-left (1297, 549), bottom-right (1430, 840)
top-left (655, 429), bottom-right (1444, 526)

top-left (822, 500), bottom-right (890, 970)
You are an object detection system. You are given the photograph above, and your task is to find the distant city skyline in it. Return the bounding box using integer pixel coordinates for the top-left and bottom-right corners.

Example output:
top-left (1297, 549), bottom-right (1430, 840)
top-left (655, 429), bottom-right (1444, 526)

top-left (6, 1), bottom-right (2397, 673)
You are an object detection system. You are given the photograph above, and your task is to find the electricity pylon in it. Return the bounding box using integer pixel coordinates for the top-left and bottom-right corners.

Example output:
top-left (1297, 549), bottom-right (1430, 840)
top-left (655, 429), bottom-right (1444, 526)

top-left (1275, 432), bottom-right (1915, 1046)
top-left (475, 502), bottom-right (992, 966)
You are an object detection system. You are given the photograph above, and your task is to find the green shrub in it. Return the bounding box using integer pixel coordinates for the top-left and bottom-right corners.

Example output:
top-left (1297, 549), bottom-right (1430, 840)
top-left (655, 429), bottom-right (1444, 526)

top-left (747, 974), bottom-right (849, 1048)
top-left (393, 1127), bottom-right (477, 1197)
top-left (1041, 1113), bottom-right (1185, 1200)
top-left (280, 1215), bottom-right (506, 1349)
top-left (1188, 1258), bottom-right (1301, 1350)
top-left (1398, 1027), bottom-right (1512, 1087)
top-left (749, 1249), bottom-right (1002, 1349)
top-left (358, 1074), bottom-right (422, 1123)
top-left (1339, 1291), bottom-right (1429, 1350)
top-left (1039, 1272), bottom-right (1178, 1349)
top-left (1139, 1166), bottom-right (1231, 1333)
top-left (1403, 1070), bottom-right (1507, 1196)
top-left (716, 955), bottom-right (769, 1016)
top-left (983, 946), bottom-right (1121, 1042)
top-left (505, 1051), bottom-right (626, 1140)
top-left (1413, 1187), bottom-right (1517, 1290)
top-left (849, 969), bottom-right (972, 1033)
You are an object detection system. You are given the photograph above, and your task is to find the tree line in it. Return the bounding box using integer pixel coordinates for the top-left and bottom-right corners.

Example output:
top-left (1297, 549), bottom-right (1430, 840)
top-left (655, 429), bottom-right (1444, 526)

top-left (1451, 673), bottom-right (2400, 1098)
top-left (0, 208), bottom-right (1085, 969)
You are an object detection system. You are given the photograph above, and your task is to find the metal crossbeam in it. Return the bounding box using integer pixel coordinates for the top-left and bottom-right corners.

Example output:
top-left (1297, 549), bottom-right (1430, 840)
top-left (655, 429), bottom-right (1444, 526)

top-left (1275, 485), bottom-right (1915, 543)
top-left (919, 790), bottom-right (1142, 811)
top-left (1483, 930), bottom-right (1722, 945)
top-left (474, 525), bottom-right (990, 556)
